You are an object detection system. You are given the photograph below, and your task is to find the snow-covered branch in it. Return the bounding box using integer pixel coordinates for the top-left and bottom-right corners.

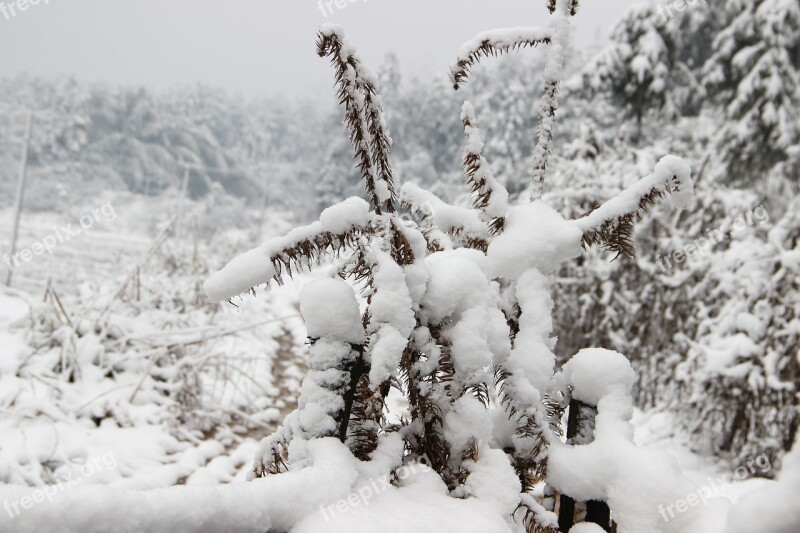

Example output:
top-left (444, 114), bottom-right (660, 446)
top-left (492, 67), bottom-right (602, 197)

top-left (203, 197), bottom-right (373, 302)
top-left (317, 25), bottom-right (397, 214)
top-left (449, 27), bottom-right (553, 90)
top-left (574, 155), bottom-right (693, 258)
top-left (400, 182), bottom-right (492, 251)
top-left (461, 101), bottom-right (509, 233)
top-left (530, 3), bottom-right (571, 199)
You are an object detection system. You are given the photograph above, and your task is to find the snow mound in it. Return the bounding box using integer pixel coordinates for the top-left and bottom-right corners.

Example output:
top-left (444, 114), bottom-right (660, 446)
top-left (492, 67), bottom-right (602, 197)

top-left (319, 197), bottom-right (372, 235)
top-left (487, 201), bottom-right (583, 279)
top-left (569, 524), bottom-right (606, 533)
top-left (725, 441), bottom-right (800, 533)
top-left (300, 278), bottom-right (365, 344)
top-left (0, 438), bottom-right (359, 533)
top-left (562, 348), bottom-right (635, 406)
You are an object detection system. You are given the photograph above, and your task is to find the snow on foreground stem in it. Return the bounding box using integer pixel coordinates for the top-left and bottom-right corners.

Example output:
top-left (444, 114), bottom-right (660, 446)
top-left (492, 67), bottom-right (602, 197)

top-left (455, 27), bottom-right (553, 64)
top-left (487, 201), bottom-right (583, 279)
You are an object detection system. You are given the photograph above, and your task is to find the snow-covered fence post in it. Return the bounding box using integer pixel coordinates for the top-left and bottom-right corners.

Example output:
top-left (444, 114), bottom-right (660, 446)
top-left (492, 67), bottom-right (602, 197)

top-left (557, 397), bottom-right (612, 532)
top-left (5, 112), bottom-right (33, 287)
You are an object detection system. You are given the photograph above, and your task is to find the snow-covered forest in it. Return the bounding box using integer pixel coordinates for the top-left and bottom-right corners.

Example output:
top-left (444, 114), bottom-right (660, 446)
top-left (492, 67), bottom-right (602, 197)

top-left (0, 0), bottom-right (798, 531)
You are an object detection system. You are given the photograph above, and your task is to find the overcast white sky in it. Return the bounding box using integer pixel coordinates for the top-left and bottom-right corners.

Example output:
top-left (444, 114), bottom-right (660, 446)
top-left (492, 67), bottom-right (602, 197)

top-left (0, 0), bottom-right (634, 99)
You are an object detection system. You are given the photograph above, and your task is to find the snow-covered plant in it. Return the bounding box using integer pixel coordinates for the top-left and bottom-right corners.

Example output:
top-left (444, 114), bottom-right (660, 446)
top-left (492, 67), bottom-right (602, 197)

top-left (677, 199), bottom-right (800, 468)
top-left (205, 2), bottom-right (705, 531)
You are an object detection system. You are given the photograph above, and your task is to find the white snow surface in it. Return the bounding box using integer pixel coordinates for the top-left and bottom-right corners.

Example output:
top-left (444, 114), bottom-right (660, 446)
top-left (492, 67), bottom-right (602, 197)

top-left (319, 197), bottom-right (372, 236)
top-left (724, 441), bottom-right (800, 533)
top-left (203, 247), bottom-right (275, 304)
top-left (421, 249), bottom-right (493, 324)
top-left (569, 524), bottom-right (606, 533)
top-left (487, 201), bottom-right (583, 279)
top-left (562, 348), bottom-right (636, 406)
top-left (300, 278), bottom-right (365, 344)
top-left (503, 269), bottom-right (557, 396)
top-left (400, 182), bottom-right (491, 244)
top-left (0, 438), bottom-right (359, 533)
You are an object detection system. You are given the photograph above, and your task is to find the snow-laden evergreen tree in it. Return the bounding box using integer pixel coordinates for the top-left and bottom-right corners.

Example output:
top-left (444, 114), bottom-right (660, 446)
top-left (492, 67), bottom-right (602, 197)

top-left (575, 0), bottom-right (798, 182)
top-left (576, 4), bottom-right (674, 137)
top-left (703, 0), bottom-right (800, 184)
top-left (676, 198), bottom-right (800, 468)
top-left (545, 0), bottom-right (799, 473)
top-left (378, 51), bottom-right (403, 99)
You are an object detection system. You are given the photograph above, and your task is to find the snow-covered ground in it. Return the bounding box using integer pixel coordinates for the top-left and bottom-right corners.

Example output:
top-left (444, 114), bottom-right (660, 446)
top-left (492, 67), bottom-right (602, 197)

top-left (0, 202), bottom-right (311, 492)
top-left (632, 410), bottom-right (776, 506)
